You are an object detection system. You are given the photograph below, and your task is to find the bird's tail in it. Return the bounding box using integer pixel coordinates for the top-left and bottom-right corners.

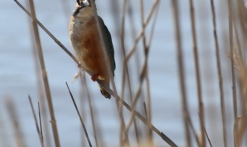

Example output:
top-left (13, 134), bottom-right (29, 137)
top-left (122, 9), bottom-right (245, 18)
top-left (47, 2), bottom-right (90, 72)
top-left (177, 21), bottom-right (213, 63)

top-left (98, 83), bottom-right (111, 99)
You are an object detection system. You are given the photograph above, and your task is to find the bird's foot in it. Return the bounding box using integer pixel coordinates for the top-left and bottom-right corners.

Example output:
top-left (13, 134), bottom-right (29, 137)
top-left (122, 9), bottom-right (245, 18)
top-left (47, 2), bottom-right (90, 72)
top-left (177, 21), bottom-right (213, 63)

top-left (91, 74), bottom-right (100, 82)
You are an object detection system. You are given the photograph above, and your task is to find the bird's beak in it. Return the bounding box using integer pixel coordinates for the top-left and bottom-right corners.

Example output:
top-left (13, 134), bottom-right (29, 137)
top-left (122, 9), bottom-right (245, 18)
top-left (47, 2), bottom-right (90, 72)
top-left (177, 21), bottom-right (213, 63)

top-left (72, 5), bottom-right (84, 17)
top-left (72, 7), bottom-right (80, 17)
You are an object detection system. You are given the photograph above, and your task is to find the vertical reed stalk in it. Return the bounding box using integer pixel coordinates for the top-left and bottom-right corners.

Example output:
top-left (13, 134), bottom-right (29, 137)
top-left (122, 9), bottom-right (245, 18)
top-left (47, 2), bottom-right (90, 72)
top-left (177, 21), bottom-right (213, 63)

top-left (228, 0), bottom-right (237, 123)
top-left (171, 0), bottom-right (191, 146)
top-left (232, 24), bottom-right (245, 145)
top-left (235, 2), bottom-right (247, 145)
top-left (234, 48), bottom-right (247, 146)
top-left (25, 0), bottom-right (51, 145)
top-left (189, 0), bottom-right (205, 146)
top-left (28, 0), bottom-right (60, 146)
top-left (228, 4), bottom-right (237, 120)
top-left (210, 0), bottom-right (227, 146)
top-left (230, 19), bottom-right (246, 145)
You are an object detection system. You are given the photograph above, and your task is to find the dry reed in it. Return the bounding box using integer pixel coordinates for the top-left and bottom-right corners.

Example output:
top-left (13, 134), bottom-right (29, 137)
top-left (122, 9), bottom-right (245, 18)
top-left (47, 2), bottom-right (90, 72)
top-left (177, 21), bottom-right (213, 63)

top-left (28, 0), bottom-right (60, 146)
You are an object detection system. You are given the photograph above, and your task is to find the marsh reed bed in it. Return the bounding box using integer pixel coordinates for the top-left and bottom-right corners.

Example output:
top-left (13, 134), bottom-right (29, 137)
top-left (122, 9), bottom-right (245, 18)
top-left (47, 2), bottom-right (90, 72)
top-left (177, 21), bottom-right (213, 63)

top-left (1, 0), bottom-right (247, 146)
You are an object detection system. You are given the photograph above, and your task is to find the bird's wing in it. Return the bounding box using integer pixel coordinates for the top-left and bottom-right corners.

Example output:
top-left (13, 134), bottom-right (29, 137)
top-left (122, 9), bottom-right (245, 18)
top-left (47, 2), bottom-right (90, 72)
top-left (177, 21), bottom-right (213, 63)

top-left (98, 16), bottom-right (116, 76)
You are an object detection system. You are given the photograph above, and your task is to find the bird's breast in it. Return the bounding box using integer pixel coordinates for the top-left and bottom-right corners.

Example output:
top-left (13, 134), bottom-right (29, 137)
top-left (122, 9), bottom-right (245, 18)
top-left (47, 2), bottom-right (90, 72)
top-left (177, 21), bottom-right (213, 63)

top-left (69, 15), bottom-right (104, 76)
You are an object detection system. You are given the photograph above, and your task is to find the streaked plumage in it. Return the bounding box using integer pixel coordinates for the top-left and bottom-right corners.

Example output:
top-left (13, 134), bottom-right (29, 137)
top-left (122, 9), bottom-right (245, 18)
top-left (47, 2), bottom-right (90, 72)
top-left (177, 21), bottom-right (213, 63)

top-left (69, 1), bottom-right (115, 98)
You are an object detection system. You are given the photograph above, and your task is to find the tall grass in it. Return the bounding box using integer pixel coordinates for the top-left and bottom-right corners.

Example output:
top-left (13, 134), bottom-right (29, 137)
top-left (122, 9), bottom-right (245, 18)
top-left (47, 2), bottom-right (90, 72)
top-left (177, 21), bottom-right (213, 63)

top-left (3, 0), bottom-right (247, 146)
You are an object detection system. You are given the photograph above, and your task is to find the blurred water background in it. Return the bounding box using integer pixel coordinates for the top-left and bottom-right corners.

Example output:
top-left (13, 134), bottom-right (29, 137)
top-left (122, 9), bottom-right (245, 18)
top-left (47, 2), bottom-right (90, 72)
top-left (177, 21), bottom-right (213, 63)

top-left (0, 0), bottom-right (236, 146)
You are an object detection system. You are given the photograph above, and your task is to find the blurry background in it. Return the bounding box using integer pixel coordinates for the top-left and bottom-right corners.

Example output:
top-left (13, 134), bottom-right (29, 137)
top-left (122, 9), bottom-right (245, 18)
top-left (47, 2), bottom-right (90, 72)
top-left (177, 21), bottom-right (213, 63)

top-left (0, 0), bottom-right (241, 146)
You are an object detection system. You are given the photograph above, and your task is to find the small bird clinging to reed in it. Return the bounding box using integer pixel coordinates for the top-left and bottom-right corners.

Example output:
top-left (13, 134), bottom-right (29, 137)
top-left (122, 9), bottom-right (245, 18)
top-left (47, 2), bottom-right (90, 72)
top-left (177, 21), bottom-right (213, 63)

top-left (69, 0), bottom-right (115, 98)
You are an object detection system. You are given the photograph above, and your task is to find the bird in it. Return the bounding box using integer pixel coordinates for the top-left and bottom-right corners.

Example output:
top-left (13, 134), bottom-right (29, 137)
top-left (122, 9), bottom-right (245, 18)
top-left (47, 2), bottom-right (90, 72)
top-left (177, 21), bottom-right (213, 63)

top-left (69, 0), bottom-right (115, 98)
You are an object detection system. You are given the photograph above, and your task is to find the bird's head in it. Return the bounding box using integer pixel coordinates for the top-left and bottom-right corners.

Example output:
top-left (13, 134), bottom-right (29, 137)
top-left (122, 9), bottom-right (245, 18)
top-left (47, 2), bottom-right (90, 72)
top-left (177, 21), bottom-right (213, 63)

top-left (72, 0), bottom-right (91, 17)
